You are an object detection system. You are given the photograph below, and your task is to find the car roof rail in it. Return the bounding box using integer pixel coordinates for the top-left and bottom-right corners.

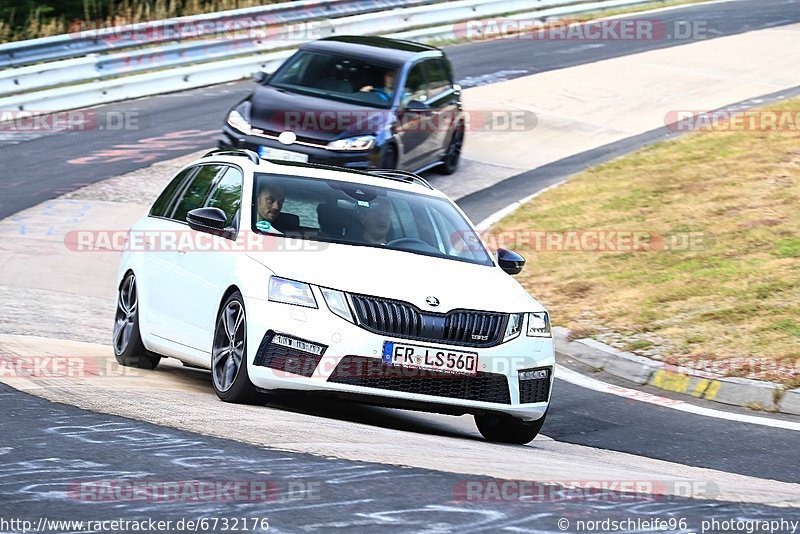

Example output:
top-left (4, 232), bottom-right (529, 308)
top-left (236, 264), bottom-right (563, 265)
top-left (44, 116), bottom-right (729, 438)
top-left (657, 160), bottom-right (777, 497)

top-left (368, 169), bottom-right (433, 189)
top-left (203, 148), bottom-right (260, 164)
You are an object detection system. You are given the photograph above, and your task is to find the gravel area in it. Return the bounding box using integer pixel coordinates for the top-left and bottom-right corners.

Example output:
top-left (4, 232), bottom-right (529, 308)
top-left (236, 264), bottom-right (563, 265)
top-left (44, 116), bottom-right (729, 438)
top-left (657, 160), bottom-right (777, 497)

top-left (0, 287), bottom-right (113, 345)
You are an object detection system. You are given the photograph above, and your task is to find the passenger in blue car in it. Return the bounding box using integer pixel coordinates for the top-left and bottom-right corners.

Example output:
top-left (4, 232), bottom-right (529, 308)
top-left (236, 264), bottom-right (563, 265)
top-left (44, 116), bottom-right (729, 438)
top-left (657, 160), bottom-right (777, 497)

top-left (359, 69), bottom-right (397, 102)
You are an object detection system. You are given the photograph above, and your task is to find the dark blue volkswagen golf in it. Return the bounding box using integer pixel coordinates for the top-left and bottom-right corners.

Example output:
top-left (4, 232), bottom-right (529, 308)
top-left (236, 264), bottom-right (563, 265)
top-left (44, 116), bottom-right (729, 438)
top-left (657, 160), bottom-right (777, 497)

top-left (219, 36), bottom-right (465, 174)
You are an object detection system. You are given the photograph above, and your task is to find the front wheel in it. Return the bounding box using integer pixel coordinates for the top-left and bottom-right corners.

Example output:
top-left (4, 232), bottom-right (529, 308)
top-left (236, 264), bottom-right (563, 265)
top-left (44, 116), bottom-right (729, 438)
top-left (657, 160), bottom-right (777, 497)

top-left (377, 144), bottom-right (397, 169)
top-left (113, 272), bottom-right (161, 369)
top-left (475, 410), bottom-right (547, 444)
top-left (436, 124), bottom-right (464, 175)
top-left (211, 292), bottom-right (262, 404)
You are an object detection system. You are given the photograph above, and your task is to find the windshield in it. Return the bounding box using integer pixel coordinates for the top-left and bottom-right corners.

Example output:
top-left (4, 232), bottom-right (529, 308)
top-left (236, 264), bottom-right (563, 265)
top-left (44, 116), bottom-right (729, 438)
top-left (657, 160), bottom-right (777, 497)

top-left (269, 51), bottom-right (399, 109)
top-left (252, 173), bottom-right (494, 266)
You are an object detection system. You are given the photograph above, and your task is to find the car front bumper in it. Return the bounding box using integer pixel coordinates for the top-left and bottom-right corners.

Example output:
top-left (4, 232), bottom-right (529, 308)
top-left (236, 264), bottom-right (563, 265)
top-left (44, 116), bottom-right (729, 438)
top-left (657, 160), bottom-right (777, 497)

top-left (219, 126), bottom-right (379, 169)
top-left (244, 294), bottom-right (554, 421)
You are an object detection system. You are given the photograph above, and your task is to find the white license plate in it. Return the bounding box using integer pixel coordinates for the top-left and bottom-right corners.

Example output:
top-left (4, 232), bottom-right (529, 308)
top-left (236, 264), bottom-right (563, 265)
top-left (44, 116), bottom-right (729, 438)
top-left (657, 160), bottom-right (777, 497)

top-left (258, 146), bottom-right (309, 163)
top-left (382, 341), bottom-right (479, 376)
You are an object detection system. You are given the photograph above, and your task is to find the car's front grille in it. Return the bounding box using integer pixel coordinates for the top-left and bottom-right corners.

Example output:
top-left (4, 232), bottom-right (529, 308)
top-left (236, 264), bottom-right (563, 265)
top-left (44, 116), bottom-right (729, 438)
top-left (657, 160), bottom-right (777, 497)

top-left (349, 294), bottom-right (508, 347)
top-left (519, 368), bottom-right (552, 403)
top-left (327, 355), bottom-right (511, 404)
top-left (250, 126), bottom-right (328, 148)
top-left (253, 332), bottom-right (325, 377)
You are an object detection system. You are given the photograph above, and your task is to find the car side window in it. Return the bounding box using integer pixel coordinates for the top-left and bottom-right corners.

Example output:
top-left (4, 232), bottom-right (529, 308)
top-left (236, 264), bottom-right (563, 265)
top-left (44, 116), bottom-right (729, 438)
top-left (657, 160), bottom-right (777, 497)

top-left (205, 166), bottom-right (244, 228)
top-left (423, 59), bottom-right (452, 99)
top-left (169, 165), bottom-right (226, 223)
top-left (402, 63), bottom-right (427, 105)
top-left (149, 167), bottom-right (196, 218)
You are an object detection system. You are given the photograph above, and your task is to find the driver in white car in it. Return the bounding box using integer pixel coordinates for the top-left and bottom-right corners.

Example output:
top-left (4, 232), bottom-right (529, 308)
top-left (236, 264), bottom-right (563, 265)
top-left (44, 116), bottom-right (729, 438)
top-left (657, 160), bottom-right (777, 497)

top-left (255, 183), bottom-right (286, 234)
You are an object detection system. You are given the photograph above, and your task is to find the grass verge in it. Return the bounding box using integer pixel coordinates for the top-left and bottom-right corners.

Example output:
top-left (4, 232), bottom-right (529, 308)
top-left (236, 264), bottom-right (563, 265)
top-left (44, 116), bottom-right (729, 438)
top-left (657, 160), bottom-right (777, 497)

top-left (493, 98), bottom-right (800, 383)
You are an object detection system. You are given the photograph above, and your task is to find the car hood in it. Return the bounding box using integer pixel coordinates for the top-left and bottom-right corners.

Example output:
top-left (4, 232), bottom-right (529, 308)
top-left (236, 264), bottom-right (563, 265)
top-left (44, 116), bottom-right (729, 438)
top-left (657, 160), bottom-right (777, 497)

top-left (244, 86), bottom-right (392, 143)
top-left (245, 242), bottom-right (544, 314)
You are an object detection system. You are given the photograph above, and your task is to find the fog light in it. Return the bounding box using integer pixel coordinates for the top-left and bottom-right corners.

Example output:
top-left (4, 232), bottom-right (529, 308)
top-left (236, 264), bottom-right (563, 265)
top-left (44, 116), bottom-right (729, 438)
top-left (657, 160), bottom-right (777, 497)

top-left (272, 334), bottom-right (325, 356)
top-left (519, 369), bottom-right (549, 381)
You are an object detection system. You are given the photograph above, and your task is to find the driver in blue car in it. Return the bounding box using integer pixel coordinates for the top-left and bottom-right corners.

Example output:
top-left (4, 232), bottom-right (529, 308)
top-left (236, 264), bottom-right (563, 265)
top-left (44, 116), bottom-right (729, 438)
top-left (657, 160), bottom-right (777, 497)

top-left (359, 69), bottom-right (397, 102)
top-left (357, 199), bottom-right (393, 245)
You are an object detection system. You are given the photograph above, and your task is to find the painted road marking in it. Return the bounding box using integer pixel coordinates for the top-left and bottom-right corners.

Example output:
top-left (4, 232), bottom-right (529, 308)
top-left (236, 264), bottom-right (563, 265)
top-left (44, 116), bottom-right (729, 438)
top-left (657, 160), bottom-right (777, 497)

top-left (557, 367), bottom-right (800, 431)
top-left (67, 129), bottom-right (217, 165)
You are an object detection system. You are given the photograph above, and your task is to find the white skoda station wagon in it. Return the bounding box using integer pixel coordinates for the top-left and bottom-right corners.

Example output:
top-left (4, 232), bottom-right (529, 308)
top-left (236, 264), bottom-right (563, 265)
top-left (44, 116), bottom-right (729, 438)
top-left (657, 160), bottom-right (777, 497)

top-left (113, 149), bottom-right (554, 444)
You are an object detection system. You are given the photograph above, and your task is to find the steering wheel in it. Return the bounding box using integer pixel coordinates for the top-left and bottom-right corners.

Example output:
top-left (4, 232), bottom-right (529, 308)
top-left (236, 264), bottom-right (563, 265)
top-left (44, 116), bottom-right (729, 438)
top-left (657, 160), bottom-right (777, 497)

top-left (386, 237), bottom-right (437, 252)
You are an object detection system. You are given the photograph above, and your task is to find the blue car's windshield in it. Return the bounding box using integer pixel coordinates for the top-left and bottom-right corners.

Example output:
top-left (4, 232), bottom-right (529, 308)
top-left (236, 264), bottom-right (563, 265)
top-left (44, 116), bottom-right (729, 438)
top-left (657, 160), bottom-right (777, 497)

top-left (252, 172), bottom-right (494, 267)
top-left (269, 51), bottom-right (399, 109)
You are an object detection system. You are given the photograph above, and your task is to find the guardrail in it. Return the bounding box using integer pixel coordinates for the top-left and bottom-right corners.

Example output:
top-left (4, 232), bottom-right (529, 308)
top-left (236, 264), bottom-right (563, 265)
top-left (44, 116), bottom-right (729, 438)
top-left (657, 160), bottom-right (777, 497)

top-left (0, 0), bottom-right (657, 114)
top-left (0, 0), bottom-right (434, 68)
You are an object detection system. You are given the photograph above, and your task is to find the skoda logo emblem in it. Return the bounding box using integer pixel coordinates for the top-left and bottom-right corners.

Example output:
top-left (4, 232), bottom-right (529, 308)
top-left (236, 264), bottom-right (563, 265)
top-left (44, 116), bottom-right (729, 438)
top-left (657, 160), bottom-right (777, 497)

top-left (278, 131), bottom-right (297, 145)
top-left (425, 296), bottom-right (440, 307)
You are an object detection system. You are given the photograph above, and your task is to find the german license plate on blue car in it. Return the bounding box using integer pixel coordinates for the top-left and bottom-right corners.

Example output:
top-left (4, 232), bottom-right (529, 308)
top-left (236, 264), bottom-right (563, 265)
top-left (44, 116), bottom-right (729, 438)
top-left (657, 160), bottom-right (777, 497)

top-left (258, 146), bottom-right (309, 162)
top-left (382, 341), bottom-right (479, 376)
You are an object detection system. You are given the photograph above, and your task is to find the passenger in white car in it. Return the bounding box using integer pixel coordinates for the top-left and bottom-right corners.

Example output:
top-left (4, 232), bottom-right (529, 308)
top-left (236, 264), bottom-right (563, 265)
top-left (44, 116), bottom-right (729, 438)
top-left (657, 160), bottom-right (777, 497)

top-left (357, 199), bottom-right (393, 245)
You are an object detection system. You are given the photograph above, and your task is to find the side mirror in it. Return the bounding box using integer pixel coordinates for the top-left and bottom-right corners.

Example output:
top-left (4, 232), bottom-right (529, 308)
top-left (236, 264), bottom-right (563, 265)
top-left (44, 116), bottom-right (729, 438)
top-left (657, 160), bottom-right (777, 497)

top-left (497, 248), bottom-right (525, 275)
top-left (187, 207), bottom-right (229, 237)
top-left (253, 71), bottom-right (270, 84)
top-left (405, 99), bottom-right (431, 113)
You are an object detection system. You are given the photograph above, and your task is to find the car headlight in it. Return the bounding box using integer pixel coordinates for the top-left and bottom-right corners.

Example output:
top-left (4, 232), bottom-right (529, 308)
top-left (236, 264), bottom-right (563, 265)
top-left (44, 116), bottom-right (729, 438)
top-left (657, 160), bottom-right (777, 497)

top-left (326, 135), bottom-right (375, 151)
top-left (268, 276), bottom-right (317, 308)
top-left (527, 312), bottom-right (551, 337)
top-left (320, 288), bottom-right (354, 323)
top-left (227, 109), bottom-right (253, 135)
top-left (503, 313), bottom-right (523, 342)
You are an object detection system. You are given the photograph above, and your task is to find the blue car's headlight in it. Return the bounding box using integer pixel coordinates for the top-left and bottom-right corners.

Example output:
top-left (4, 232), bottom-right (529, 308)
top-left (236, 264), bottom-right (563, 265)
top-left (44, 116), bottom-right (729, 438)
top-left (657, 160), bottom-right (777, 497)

top-left (227, 109), bottom-right (253, 135)
top-left (326, 135), bottom-right (376, 151)
top-left (268, 276), bottom-right (317, 308)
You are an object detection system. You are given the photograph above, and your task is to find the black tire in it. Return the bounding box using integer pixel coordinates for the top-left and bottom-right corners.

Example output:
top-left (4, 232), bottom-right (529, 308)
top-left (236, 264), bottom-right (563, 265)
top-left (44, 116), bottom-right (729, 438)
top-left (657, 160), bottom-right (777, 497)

top-left (377, 144), bottom-right (398, 169)
top-left (475, 410), bottom-right (547, 445)
top-left (113, 272), bottom-right (161, 370)
top-left (436, 124), bottom-right (464, 175)
top-left (211, 291), bottom-right (263, 404)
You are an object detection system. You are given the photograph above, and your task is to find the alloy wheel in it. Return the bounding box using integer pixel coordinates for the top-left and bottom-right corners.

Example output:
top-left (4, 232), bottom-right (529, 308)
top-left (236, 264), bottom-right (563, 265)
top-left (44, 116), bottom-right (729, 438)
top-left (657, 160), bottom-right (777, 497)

top-left (212, 300), bottom-right (246, 392)
top-left (113, 274), bottom-right (137, 355)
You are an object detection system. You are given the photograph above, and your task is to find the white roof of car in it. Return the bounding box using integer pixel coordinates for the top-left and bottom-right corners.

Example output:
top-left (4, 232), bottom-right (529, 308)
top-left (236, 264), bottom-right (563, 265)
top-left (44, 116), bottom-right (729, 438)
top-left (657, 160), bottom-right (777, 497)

top-left (202, 153), bottom-right (448, 198)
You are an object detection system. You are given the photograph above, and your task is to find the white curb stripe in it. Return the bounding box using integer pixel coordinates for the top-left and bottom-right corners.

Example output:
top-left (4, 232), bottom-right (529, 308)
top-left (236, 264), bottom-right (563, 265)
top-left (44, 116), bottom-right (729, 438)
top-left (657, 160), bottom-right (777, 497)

top-left (557, 367), bottom-right (800, 431)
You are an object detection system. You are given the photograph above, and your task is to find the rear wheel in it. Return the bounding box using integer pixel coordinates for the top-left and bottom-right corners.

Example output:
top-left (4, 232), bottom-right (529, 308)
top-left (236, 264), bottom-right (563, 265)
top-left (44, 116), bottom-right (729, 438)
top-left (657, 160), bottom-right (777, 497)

top-left (212, 292), bottom-right (262, 404)
top-left (436, 124), bottom-right (464, 175)
top-left (113, 272), bottom-right (160, 369)
top-left (475, 410), bottom-right (547, 445)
